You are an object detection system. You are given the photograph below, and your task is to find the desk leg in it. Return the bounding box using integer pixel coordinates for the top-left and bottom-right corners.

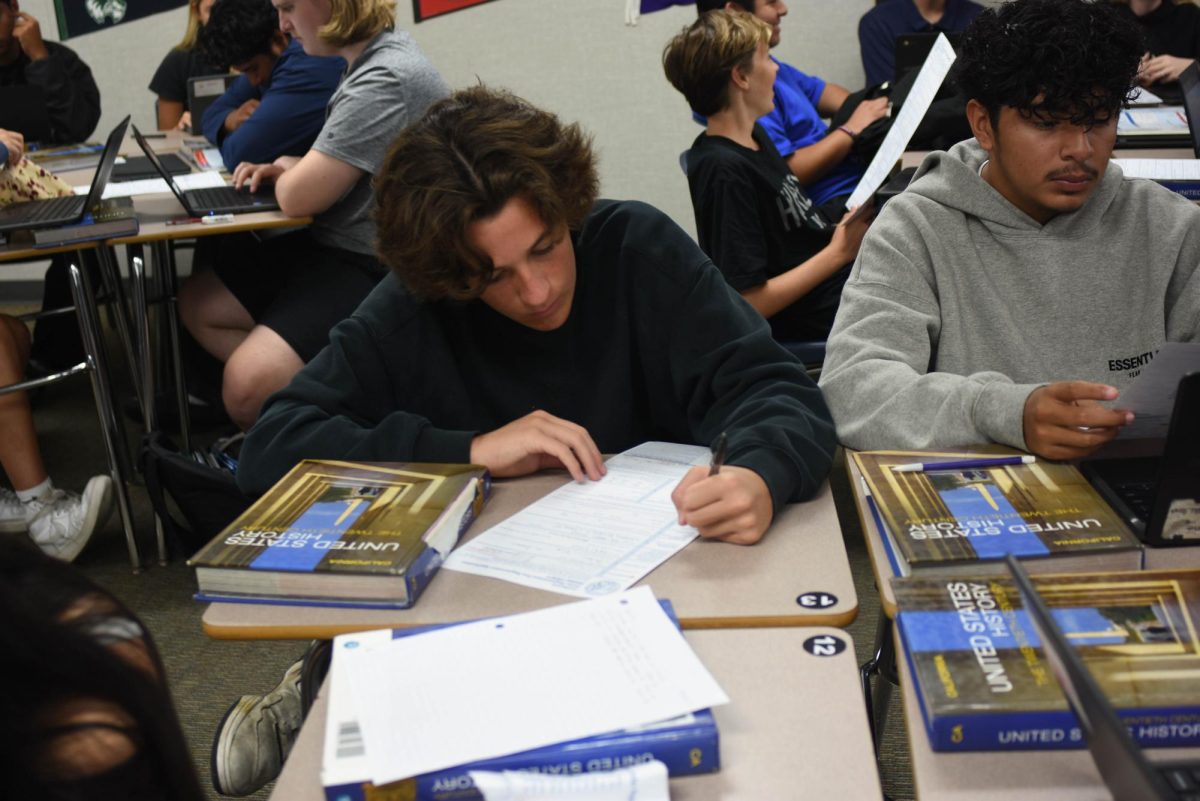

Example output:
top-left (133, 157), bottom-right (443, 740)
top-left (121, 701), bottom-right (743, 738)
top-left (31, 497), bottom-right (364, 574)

top-left (95, 245), bottom-right (143, 419)
top-left (129, 255), bottom-right (168, 567)
top-left (154, 240), bottom-right (192, 452)
top-left (68, 262), bottom-right (140, 572)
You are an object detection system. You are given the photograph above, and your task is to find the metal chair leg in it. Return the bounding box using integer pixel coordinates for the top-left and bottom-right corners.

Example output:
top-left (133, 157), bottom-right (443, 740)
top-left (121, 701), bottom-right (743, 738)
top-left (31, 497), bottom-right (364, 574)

top-left (155, 240), bottom-right (192, 451)
top-left (129, 256), bottom-right (168, 566)
top-left (68, 260), bottom-right (140, 572)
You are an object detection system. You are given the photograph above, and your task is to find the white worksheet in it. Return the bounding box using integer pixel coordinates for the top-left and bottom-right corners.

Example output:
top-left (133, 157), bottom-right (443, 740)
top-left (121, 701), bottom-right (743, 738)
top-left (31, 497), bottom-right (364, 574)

top-left (471, 760), bottom-right (670, 801)
top-left (1118, 106), bottom-right (1188, 136)
top-left (1113, 159), bottom-right (1200, 181)
top-left (845, 32), bottom-right (957, 210)
top-left (443, 442), bottom-right (711, 597)
top-left (74, 171), bottom-right (227, 198)
top-left (342, 587), bottom-right (728, 785)
top-left (1114, 342), bottom-right (1200, 439)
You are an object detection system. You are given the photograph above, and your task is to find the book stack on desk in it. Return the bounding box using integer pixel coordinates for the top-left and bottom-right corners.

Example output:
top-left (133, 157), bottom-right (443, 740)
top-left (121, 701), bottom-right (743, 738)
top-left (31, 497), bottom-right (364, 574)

top-left (895, 568), bottom-right (1200, 752)
top-left (5, 196), bottom-right (138, 248)
top-left (852, 449), bottom-right (1143, 578)
top-left (188, 460), bottom-right (490, 609)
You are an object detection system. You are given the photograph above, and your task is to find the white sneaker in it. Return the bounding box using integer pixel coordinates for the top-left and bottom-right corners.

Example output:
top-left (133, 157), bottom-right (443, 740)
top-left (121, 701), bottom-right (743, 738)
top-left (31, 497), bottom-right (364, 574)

top-left (26, 475), bottom-right (114, 562)
top-left (0, 487), bottom-right (27, 533)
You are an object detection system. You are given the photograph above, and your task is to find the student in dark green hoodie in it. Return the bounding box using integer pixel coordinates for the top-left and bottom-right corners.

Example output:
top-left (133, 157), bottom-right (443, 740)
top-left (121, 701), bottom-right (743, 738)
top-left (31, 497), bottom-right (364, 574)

top-left (239, 86), bottom-right (837, 548)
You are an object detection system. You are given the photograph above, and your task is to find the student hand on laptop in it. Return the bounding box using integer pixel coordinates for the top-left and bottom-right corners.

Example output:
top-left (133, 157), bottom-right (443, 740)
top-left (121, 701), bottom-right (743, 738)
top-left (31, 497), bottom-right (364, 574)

top-left (1022, 381), bottom-right (1134, 461)
top-left (671, 467), bottom-right (773, 546)
top-left (232, 156), bottom-right (297, 193)
top-left (0, 129), bottom-right (23, 167)
top-left (469, 410), bottom-right (607, 482)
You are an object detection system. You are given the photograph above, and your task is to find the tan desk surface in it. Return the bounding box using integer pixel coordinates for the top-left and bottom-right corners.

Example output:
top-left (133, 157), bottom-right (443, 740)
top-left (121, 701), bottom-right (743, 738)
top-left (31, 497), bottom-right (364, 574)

top-left (270, 627), bottom-right (881, 801)
top-left (898, 628), bottom-right (1200, 800)
top-left (901, 147), bottom-right (1195, 170)
top-left (0, 238), bottom-right (97, 262)
top-left (203, 474), bottom-right (858, 640)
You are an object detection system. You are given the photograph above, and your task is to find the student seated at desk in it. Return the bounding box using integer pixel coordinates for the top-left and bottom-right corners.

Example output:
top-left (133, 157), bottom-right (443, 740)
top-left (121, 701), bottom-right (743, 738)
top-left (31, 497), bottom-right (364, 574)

top-left (196, 0), bottom-right (343, 168)
top-left (694, 0), bottom-right (888, 211)
top-left (0, 314), bottom-right (112, 562)
top-left (178, 0), bottom-right (448, 431)
top-left (664, 10), bottom-right (870, 341)
top-left (819, 0), bottom-right (1200, 460)
top-left (1116, 0), bottom-right (1200, 105)
top-left (857, 0), bottom-right (984, 87)
top-left (238, 85), bottom-right (837, 547)
top-left (149, 0), bottom-right (220, 132)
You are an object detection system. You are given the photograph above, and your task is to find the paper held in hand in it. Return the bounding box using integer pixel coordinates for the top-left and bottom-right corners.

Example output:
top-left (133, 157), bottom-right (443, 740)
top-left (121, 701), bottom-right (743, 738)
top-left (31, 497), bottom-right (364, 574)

top-left (341, 586), bottom-right (729, 786)
top-left (443, 442), bottom-right (712, 597)
top-left (844, 32), bottom-right (958, 216)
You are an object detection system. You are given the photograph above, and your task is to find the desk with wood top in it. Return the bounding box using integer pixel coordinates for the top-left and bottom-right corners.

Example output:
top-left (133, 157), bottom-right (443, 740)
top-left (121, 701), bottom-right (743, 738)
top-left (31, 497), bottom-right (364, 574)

top-left (270, 627), bottom-right (882, 801)
top-left (203, 472), bottom-right (858, 640)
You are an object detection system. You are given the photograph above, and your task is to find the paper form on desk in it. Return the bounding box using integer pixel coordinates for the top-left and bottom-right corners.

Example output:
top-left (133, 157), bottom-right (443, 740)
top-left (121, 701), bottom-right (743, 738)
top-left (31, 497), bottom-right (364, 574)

top-left (342, 586), bottom-right (729, 785)
top-left (845, 32), bottom-right (957, 211)
top-left (443, 441), bottom-right (712, 597)
top-left (1113, 158), bottom-right (1200, 181)
top-left (73, 171), bottom-right (227, 199)
top-left (1112, 342), bottom-right (1200, 439)
top-left (1118, 106), bottom-right (1188, 136)
top-left (470, 760), bottom-right (670, 801)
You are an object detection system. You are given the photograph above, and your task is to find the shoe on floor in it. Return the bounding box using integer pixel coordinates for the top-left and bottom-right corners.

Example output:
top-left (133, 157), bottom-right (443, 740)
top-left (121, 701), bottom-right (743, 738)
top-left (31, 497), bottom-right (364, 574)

top-left (26, 475), bottom-right (113, 562)
top-left (212, 659), bottom-right (304, 796)
top-left (0, 487), bottom-right (28, 534)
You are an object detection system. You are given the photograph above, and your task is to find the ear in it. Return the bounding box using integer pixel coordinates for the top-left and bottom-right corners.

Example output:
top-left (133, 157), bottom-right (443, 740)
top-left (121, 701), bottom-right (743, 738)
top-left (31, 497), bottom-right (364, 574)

top-left (966, 98), bottom-right (996, 152)
top-left (730, 63), bottom-right (752, 93)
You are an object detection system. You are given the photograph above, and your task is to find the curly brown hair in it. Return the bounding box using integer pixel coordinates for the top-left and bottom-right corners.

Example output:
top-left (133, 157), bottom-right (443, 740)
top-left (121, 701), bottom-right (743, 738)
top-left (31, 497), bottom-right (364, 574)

top-left (373, 86), bottom-right (599, 301)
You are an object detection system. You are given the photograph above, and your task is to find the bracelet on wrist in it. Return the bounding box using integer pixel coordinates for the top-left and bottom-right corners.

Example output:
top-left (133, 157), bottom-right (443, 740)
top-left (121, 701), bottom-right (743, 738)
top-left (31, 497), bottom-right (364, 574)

top-left (836, 125), bottom-right (859, 141)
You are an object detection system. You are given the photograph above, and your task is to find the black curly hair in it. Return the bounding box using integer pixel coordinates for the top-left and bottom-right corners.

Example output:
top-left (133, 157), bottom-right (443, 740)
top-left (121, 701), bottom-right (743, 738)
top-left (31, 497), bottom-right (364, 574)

top-left (197, 0), bottom-right (280, 71)
top-left (954, 0), bottom-right (1144, 128)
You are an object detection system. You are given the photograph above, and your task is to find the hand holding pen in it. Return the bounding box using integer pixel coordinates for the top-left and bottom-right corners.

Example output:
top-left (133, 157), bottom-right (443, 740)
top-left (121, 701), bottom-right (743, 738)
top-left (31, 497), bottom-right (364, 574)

top-left (671, 431), bottom-right (774, 546)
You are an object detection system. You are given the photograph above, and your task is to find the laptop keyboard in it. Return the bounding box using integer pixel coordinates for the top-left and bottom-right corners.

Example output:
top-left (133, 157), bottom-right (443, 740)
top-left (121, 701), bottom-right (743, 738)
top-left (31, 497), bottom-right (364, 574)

top-left (188, 186), bottom-right (267, 208)
top-left (1161, 764), bottom-right (1200, 800)
top-left (0, 195), bottom-right (85, 223)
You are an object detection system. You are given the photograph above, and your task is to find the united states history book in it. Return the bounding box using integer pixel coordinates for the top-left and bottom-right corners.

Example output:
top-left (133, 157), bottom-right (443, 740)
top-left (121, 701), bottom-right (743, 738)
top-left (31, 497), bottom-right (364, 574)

top-left (852, 450), bottom-right (1142, 577)
top-left (322, 604), bottom-right (719, 801)
top-left (895, 569), bottom-right (1200, 751)
top-left (189, 460), bottom-right (490, 608)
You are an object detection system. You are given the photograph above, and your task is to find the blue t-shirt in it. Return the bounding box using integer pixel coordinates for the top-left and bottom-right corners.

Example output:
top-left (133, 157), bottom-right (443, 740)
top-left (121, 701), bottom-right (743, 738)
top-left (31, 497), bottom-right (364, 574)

top-left (692, 57), bottom-right (862, 207)
top-left (201, 39), bottom-right (344, 168)
top-left (858, 0), bottom-right (984, 86)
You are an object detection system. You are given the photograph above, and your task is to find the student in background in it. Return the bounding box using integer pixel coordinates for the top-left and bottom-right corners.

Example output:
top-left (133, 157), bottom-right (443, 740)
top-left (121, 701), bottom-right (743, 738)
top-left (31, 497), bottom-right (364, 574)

top-left (197, 0), bottom-right (343, 169)
top-left (0, 0), bottom-right (99, 143)
top-left (0, 537), bottom-right (204, 800)
top-left (695, 0), bottom-right (887, 210)
top-left (0, 314), bottom-right (113, 561)
top-left (665, 10), bottom-right (869, 341)
top-left (178, 0), bottom-right (448, 432)
top-left (149, 0), bottom-right (220, 131)
top-left (820, 0), bottom-right (1200, 459)
top-left (1115, 0), bottom-right (1200, 103)
top-left (857, 0), bottom-right (984, 87)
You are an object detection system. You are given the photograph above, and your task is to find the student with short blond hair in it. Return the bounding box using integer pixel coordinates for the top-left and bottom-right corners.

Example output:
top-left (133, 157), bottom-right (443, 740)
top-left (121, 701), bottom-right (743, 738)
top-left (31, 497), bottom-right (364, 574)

top-left (178, 0), bottom-right (449, 433)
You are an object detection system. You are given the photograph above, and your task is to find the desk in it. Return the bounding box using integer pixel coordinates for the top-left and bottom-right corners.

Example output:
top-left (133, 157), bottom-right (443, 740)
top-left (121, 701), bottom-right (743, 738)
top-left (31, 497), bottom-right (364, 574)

top-left (203, 473), bottom-right (859, 639)
top-left (270, 627), bottom-right (882, 801)
top-left (900, 147), bottom-right (1196, 170)
top-left (897, 627), bottom-right (1200, 800)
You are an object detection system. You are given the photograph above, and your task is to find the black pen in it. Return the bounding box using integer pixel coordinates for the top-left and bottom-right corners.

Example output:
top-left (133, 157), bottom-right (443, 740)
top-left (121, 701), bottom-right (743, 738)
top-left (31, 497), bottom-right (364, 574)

top-left (142, 133), bottom-right (167, 139)
top-left (708, 432), bottom-right (728, 476)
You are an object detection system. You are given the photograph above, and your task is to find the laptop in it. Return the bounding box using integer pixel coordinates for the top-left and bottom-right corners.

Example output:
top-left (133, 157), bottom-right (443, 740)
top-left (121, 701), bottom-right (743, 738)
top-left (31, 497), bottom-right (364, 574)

top-left (0, 114), bottom-right (129, 234)
top-left (1004, 555), bottom-right (1199, 801)
top-left (111, 153), bottom-right (191, 182)
top-left (0, 85), bottom-right (52, 143)
top-left (186, 74), bottom-right (237, 135)
top-left (131, 124), bottom-right (279, 216)
top-left (1082, 372), bottom-right (1200, 547)
top-left (893, 32), bottom-right (961, 85)
top-left (1180, 63), bottom-right (1200, 158)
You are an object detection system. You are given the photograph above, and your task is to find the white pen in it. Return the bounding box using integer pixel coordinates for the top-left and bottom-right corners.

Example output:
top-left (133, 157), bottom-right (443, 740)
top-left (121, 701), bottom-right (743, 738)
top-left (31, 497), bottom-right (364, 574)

top-left (201, 214), bottom-right (235, 225)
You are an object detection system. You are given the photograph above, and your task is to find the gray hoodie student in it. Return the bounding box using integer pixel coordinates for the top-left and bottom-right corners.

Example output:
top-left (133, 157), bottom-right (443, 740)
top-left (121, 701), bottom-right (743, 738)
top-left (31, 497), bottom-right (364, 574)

top-left (819, 138), bottom-right (1200, 452)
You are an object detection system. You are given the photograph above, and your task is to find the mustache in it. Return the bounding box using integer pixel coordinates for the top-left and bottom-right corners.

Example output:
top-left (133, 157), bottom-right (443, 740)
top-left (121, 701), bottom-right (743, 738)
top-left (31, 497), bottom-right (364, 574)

top-left (1046, 164), bottom-right (1098, 180)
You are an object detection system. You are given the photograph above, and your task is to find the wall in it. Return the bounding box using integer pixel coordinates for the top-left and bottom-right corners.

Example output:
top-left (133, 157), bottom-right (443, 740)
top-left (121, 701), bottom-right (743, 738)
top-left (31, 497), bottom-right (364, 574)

top-left (17, 0), bottom-right (875, 236)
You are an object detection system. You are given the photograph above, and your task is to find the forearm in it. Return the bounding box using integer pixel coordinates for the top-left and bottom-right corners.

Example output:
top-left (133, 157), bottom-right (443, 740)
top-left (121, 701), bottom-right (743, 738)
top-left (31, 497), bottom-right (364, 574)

top-left (784, 131), bottom-right (855, 185)
top-left (739, 245), bottom-right (848, 319)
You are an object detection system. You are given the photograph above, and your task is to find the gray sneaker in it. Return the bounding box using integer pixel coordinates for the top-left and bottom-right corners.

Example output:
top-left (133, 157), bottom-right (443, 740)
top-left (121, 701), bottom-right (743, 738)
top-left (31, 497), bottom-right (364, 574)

top-left (26, 476), bottom-right (113, 562)
top-left (211, 659), bottom-right (304, 796)
top-left (0, 487), bottom-right (27, 533)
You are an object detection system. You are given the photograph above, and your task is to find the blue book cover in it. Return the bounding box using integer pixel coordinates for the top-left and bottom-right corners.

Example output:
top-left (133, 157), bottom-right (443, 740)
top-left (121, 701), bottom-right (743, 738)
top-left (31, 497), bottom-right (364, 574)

top-left (321, 603), bottom-right (719, 800)
top-left (895, 570), bottom-right (1200, 751)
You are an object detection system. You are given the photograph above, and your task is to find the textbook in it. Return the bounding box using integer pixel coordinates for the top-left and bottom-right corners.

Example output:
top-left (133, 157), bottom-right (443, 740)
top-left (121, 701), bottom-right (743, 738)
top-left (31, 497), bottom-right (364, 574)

top-left (4, 198), bottom-right (138, 248)
top-left (853, 449), bottom-right (1142, 577)
top-left (895, 569), bottom-right (1200, 751)
top-left (322, 608), bottom-right (720, 801)
top-left (189, 460), bottom-right (490, 607)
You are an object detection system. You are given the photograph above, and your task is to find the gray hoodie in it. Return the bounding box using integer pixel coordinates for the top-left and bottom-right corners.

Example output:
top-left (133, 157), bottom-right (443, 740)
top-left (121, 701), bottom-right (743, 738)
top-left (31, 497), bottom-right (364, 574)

top-left (819, 138), bottom-right (1200, 451)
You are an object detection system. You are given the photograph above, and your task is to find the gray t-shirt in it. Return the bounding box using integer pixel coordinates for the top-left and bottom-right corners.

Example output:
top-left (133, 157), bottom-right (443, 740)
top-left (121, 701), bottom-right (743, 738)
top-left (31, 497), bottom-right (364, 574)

top-left (311, 29), bottom-right (449, 254)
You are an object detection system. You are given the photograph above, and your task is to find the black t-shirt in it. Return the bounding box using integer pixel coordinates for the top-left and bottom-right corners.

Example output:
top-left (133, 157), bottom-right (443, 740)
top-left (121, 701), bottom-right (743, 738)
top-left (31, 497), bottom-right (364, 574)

top-left (1116, 0), bottom-right (1200, 103)
top-left (685, 124), bottom-right (846, 341)
top-left (148, 47), bottom-right (220, 105)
